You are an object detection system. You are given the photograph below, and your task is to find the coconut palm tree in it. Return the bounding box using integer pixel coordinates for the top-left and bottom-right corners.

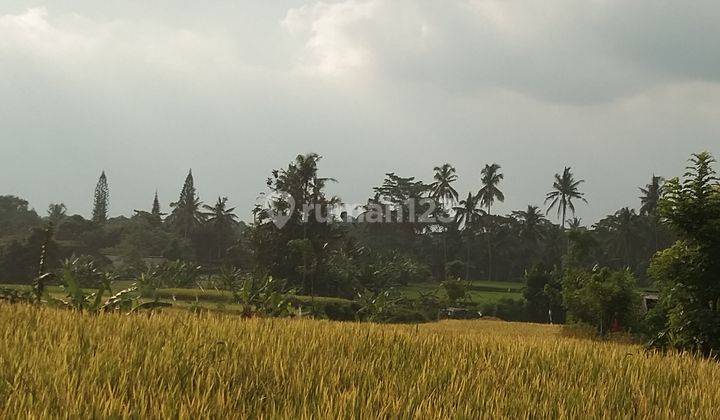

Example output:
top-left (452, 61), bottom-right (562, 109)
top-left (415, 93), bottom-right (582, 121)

top-left (430, 163), bottom-right (459, 208)
top-left (566, 217), bottom-right (583, 231)
top-left (611, 207), bottom-right (639, 268)
top-left (454, 193), bottom-right (484, 230)
top-left (430, 163), bottom-right (459, 273)
top-left (545, 167), bottom-right (587, 229)
top-left (639, 175), bottom-right (665, 251)
top-left (477, 163), bottom-right (504, 214)
top-left (203, 197), bottom-right (238, 229)
top-left (512, 205), bottom-right (545, 242)
top-left (203, 197), bottom-right (239, 259)
top-left (639, 175), bottom-right (664, 216)
top-left (477, 163), bottom-right (504, 280)
top-left (47, 203), bottom-right (67, 224)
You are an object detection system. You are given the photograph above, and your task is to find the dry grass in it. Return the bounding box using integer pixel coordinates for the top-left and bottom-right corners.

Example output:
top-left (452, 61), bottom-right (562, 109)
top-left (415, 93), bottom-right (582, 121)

top-left (1, 303), bottom-right (719, 418)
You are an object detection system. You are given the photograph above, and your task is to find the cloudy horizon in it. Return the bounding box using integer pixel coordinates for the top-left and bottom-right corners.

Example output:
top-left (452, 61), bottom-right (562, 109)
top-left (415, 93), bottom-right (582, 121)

top-left (1, 1), bottom-right (718, 225)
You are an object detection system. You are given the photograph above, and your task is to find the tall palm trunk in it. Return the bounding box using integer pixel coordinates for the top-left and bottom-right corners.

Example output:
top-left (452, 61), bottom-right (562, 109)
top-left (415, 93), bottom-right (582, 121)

top-left (465, 231), bottom-right (472, 281)
top-left (486, 210), bottom-right (493, 282)
top-left (442, 232), bottom-right (448, 280)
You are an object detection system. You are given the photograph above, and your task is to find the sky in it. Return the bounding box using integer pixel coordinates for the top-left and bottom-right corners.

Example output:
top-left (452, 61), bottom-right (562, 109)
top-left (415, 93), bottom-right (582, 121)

top-left (1, 1), bottom-right (718, 225)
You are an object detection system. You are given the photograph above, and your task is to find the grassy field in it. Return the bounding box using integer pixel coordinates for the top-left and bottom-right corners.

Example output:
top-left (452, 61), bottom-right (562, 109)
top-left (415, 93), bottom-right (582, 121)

top-left (399, 281), bottom-right (523, 306)
top-left (1, 303), bottom-right (719, 418)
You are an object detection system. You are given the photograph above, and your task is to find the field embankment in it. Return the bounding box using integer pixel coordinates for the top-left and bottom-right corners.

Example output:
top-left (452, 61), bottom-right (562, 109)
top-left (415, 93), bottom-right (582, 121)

top-left (1, 303), bottom-right (718, 418)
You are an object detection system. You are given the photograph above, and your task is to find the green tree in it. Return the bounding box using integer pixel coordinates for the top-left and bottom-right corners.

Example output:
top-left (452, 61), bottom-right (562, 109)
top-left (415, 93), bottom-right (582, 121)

top-left (478, 163), bottom-right (504, 214)
top-left (151, 191), bottom-right (163, 222)
top-left (545, 167), bottom-right (587, 229)
top-left (649, 152), bottom-right (720, 355)
top-left (600, 207), bottom-right (640, 269)
top-left (640, 175), bottom-right (666, 253)
top-left (512, 205), bottom-right (545, 241)
top-left (0, 196), bottom-right (41, 238)
top-left (47, 203), bottom-right (67, 225)
top-left (523, 264), bottom-right (564, 323)
top-left (92, 171), bottom-right (109, 223)
top-left (639, 175), bottom-right (664, 216)
top-left (478, 163), bottom-right (504, 281)
top-left (430, 163), bottom-right (459, 273)
top-left (203, 197), bottom-right (239, 259)
top-left (134, 192), bottom-right (165, 225)
top-left (252, 153), bottom-right (340, 295)
top-left (430, 163), bottom-right (459, 208)
top-left (563, 267), bottom-right (641, 334)
top-left (168, 170), bottom-right (205, 238)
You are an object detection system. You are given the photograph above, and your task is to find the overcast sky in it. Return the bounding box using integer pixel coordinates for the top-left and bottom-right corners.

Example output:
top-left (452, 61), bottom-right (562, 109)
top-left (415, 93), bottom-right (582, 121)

top-left (1, 1), bottom-right (718, 225)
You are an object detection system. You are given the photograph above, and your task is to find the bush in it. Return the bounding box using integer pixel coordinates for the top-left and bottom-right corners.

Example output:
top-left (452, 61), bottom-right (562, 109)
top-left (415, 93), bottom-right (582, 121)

top-left (523, 264), bottom-right (564, 324)
top-left (648, 152), bottom-right (720, 356)
top-left (648, 242), bottom-right (720, 355)
top-left (481, 298), bottom-right (527, 322)
top-left (563, 267), bottom-right (641, 335)
top-left (440, 279), bottom-right (469, 305)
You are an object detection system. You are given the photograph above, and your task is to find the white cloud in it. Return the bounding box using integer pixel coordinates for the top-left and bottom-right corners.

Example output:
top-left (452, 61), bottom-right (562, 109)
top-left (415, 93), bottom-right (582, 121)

top-left (0, 7), bottom-right (257, 83)
top-left (282, 1), bottom-right (379, 76)
top-left (0, 7), bottom-right (99, 59)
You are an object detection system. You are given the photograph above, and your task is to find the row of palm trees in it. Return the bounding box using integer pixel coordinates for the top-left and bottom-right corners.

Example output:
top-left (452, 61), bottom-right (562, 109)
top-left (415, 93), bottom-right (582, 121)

top-left (427, 161), bottom-right (667, 280)
top-left (429, 162), bottom-right (605, 281)
top-left (430, 163), bottom-right (587, 230)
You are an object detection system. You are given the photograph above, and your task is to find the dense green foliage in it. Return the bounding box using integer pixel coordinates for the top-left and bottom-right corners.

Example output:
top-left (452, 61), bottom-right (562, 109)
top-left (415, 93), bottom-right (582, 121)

top-left (91, 171), bottom-right (109, 223)
top-left (648, 152), bottom-right (720, 355)
top-left (563, 267), bottom-right (641, 334)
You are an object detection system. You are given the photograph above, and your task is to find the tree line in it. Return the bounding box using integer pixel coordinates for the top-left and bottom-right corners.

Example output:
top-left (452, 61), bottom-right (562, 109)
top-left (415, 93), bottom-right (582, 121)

top-left (1, 151), bottom-right (718, 355)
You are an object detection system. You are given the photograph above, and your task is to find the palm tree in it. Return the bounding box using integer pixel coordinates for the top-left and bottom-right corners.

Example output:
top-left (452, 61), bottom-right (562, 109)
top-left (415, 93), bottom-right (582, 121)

top-left (454, 193), bottom-right (485, 280)
top-left (168, 170), bottom-right (206, 238)
top-left (612, 207), bottom-right (639, 268)
top-left (276, 153), bottom-right (336, 223)
top-left (639, 175), bottom-right (665, 251)
top-left (454, 193), bottom-right (484, 230)
top-left (430, 163), bottom-right (459, 274)
top-left (566, 217), bottom-right (583, 230)
top-left (545, 167), bottom-right (587, 229)
top-left (639, 175), bottom-right (664, 216)
top-left (430, 163), bottom-right (459, 208)
top-left (203, 197), bottom-right (239, 259)
top-left (203, 197), bottom-right (238, 229)
top-left (512, 205), bottom-right (545, 242)
top-left (477, 163), bottom-right (504, 281)
top-left (47, 203), bottom-right (67, 224)
top-left (477, 163), bottom-right (504, 214)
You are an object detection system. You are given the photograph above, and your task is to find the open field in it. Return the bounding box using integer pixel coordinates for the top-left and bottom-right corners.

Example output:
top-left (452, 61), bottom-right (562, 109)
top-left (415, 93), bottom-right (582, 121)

top-left (399, 281), bottom-right (523, 305)
top-left (1, 303), bottom-right (719, 418)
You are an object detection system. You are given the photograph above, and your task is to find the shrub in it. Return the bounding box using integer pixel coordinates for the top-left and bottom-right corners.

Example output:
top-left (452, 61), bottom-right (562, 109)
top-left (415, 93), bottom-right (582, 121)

top-left (523, 264), bottom-right (564, 323)
top-left (440, 279), bottom-right (469, 305)
top-left (481, 298), bottom-right (527, 322)
top-left (563, 267), bottom-right (641, 335)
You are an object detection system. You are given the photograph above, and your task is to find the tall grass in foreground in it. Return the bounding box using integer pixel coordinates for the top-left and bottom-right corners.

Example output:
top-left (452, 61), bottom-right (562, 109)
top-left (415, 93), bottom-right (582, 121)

top-left (1, 304), bottom-right (719, 418)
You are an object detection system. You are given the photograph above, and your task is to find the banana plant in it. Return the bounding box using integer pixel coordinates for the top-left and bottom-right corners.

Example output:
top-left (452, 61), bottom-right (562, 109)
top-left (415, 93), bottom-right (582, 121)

top-left (50, 258), bottom-right (171, 314)
top-left (233, 275), bottom-right (296, 317)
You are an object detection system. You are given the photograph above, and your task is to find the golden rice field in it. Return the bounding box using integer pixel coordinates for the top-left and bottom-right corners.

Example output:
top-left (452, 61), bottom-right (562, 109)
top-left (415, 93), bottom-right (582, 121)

top-left (1, 304), bottom-right (719, 418)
